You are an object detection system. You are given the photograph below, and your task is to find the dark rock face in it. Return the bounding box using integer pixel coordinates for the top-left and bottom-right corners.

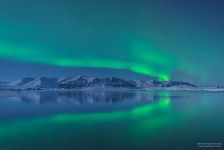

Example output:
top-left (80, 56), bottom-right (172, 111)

top-left (37, 77), bottom-right (58, 88)
top-left (59, 77), bottom-right (137, 89)
top-left (152, 80), bottom-right (162, 87)
top-left (101, 77), bottom-right (136, 88)
top-left (59, 77), bottom-right (89, 89)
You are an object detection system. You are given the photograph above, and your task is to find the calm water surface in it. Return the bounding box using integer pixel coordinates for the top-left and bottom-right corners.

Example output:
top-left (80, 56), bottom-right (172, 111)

top-left (0, 90), bottom-right (223, 150)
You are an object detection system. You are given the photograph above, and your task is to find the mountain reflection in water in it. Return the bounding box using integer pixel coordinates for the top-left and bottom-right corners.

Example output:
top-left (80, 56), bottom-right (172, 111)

top-left (16, 90), bottom-right (188, 105)
top-left (0, 90), bottom-right (188, 121)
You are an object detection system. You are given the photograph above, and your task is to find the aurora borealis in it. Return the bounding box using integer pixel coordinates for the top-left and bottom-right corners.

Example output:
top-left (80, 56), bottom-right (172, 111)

top-left (0, 0), bottom-right (224, 84)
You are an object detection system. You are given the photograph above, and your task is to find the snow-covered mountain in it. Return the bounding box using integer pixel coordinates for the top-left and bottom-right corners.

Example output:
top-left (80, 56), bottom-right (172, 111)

top-left (7, 77), bottom-right (58, 89)
top-left (4, 76), bottom-right (198, 90)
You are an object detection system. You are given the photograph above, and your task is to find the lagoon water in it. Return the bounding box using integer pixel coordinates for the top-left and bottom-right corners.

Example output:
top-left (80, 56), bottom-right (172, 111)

top-left (0, 90), bottom-right (223, 150)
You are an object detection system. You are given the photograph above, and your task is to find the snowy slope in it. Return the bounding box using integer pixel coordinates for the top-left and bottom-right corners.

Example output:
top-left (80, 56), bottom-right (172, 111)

top-left (8, 77), bottom-right (35, 86)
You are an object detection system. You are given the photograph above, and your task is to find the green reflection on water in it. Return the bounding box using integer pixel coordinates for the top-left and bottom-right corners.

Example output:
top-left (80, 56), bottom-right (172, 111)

top-left (0, 97), bottom-right (173, 139)
top-left (133, 97), bottom-right (174, 137)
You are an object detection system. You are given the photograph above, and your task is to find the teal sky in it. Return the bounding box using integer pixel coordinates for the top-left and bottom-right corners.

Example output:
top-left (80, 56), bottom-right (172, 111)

top-left (0, 0), bottom-right (223, 85)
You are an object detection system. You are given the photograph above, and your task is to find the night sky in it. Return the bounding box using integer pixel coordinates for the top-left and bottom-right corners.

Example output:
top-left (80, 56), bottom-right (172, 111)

top-left (0, 0), bottom-right (223, 85)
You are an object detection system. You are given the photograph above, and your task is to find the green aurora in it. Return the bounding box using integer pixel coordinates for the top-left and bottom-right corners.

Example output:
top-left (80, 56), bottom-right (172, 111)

top-left (0, 38), bottom-right (174, 81)
top-left (0, 0), bottom-right (224, 84)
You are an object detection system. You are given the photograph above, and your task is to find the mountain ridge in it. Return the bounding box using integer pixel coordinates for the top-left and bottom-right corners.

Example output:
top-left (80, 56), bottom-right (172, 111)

top-left (1, 76), bottom-right (198, 90)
